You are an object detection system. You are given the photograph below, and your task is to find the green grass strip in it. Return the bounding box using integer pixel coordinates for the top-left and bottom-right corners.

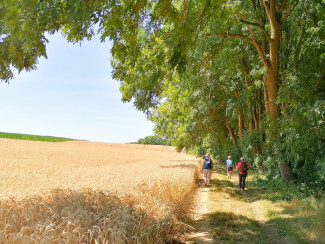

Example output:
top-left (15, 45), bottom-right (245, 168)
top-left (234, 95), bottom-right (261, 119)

top-left (0, 132), bottom-right (76, 142)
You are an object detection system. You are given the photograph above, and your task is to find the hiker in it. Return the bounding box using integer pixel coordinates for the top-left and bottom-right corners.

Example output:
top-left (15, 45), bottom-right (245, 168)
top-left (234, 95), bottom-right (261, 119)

top-left (202, 153), bottom-right (213, 187)
top-left (236, 157), bottom-right (248, 191)
top-left (226, 155), bottom-right (233, 179)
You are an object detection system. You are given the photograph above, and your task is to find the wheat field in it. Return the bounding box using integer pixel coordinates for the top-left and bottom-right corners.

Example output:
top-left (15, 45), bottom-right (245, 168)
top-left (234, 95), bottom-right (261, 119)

top-left (0, 138), bottom-right (199, 243)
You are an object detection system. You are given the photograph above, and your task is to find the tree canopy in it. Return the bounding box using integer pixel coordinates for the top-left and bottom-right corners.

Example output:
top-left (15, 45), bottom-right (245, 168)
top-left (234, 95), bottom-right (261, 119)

top-left (1, 0), bottom-right (324, 185)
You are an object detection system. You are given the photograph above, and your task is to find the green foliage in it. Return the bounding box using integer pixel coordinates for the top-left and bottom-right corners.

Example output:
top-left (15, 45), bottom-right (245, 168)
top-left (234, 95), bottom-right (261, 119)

top-left (189, 146), bottom-right (207, 157)
top-left (256, 174), bottom-right (325, 201)
top-left (136, 135), bottom-right (171, 146)
top-left (238, 130), bottom-right (265, 165)
top-left (0, 132), bottom-right (75, 142)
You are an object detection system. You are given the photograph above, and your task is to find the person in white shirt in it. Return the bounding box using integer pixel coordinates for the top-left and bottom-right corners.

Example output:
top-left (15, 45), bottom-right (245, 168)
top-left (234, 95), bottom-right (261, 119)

top-left (226, 155), bottom-right (233, 179)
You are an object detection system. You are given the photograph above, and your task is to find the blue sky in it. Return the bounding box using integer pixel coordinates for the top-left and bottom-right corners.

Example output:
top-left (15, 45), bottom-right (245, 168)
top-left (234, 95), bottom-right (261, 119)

top-left (0, 33), bottom-right (154, 143)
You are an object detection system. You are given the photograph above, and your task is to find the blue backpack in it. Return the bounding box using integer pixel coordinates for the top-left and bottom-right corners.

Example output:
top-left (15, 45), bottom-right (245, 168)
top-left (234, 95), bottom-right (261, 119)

top-left (203, 157), bottom-right (213, 169)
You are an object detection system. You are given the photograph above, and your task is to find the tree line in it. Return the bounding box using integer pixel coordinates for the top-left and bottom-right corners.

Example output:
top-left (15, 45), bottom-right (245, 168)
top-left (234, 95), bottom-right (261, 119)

top-left (135, 136), bottom-right (171, 146)
top-left (1, 0), bottom-right (324, 186)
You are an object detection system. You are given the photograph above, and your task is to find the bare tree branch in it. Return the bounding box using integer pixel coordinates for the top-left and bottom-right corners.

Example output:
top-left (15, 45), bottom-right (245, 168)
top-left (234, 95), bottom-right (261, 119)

top-left (236, 12), bottom-right (269, 67)
top-left (239, 19), bottom-right (271, 42)
top-left (238, 18), bottom-right (271, 42)
top-left (268, 0), bottom-right (277, 27)
top-left (270, 0), bottom-right (275, 13)
top-left (259, 0), bottom-right (267, 10)
top-left (279, 0), bottom-right (290, 14)
top-left (205, 32), bottom-right (269, 68)
top-left (211, 118), bottom-right (226, 124)
top-left (237, 12), bottom-right (257, 40)
top-left (252, 40), bottom-right (269, 68)
top-left (281, 3), bottom-right (295, 25)
top-left (259, 0), bottom-right (269, 15)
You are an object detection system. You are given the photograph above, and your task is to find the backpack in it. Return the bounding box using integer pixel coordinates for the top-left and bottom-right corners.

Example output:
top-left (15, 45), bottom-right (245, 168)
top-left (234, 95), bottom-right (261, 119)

top-left (239, 161), bottom-right (248, 173)
top-left (204, 157), bottom-right (213, 169)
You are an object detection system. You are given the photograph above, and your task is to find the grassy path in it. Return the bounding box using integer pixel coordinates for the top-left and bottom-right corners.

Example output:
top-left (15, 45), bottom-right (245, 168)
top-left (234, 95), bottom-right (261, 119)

top-left (186, 185), bottom-right (217, 243)
top-left (186, 162), bottom-right (297, 244)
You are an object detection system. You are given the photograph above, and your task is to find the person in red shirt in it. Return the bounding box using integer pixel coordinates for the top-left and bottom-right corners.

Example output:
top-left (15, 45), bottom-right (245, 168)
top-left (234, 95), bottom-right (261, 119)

top-left (236, 157), bottom-right (248, 191)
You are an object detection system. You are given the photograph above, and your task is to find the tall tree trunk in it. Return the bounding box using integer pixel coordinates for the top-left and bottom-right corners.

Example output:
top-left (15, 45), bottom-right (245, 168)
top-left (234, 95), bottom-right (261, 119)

top-left (253, 110), bottom-right (258, 129)
top-left (226, 118), bottom-right (237, 145)
top-left (257, 86), bottom-right (263, 130)
top-left (263, 0), bottom-right (294, 181)
top-left (238, 114), bottom-right (244, 139)
top-left (225, 118), bottom-right (241, 153)
top-left (257, 86), bottom-right (264, 154)
top-left (264, 68), bottom-right (280, 117)
top-left (248, 119), bottom-right (254, 132)
top-left (279, 162), bottom-right (295, 183)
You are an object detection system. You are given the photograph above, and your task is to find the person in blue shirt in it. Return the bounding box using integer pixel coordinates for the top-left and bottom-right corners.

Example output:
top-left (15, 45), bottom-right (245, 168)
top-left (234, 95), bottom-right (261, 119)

top-left (226, 155), bottom-right (233, 179)
top-left (201, 153), bottom-right (213, 187)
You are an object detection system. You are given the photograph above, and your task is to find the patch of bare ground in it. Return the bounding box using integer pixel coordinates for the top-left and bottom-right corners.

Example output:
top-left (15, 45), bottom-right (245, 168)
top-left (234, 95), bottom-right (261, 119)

top-left (186, 184), bottom-right (218, 244)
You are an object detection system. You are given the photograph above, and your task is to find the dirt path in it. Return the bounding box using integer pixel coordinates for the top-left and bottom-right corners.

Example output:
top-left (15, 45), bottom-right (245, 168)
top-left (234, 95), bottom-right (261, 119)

top-left (186, 184), bottom-right (218, 243)
top-left (185, 163), bottom-right (295, 244)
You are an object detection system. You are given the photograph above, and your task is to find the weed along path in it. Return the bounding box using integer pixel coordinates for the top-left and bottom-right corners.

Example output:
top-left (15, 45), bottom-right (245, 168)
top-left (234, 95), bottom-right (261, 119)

top-left (186, 162), bottom-right (296, 244)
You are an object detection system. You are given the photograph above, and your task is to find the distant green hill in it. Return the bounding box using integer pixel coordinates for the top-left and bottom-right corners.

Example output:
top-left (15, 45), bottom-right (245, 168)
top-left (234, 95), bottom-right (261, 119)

top-left (0, 132), bottom-right (77, 142)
